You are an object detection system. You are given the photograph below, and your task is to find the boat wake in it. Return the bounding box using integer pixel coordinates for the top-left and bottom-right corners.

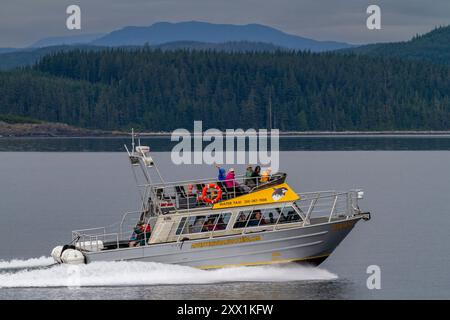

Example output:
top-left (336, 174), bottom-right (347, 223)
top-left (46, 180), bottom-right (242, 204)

top-left (0, 259), bottom-right (337, 288)
top-left (0, 256), bottom-right (55, 271)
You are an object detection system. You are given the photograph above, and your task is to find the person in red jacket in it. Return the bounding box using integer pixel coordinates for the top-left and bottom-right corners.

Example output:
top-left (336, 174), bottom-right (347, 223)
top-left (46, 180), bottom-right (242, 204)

top-left (129, 223), bottom-right (151, 247)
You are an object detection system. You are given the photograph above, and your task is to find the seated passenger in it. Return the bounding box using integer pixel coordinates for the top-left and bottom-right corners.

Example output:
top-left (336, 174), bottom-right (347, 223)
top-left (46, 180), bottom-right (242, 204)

top-left (260, 167), bottom-right (272, 183)
top-left (286, 210), bottom-right (300, 222)
top-left (202, 218), bottom-right (216, 232)
top-left (190, 217), bottom-right (205, 233)
top-left (187, 184), bottom-right (195, 196)
top-left (129, 223), bottom-right (151, 247)
top-left (225, 168), bottom-right (250, 194)
top-left (129, 226), bottom-right (140, 247)
top-left (140, 224), bottom-right (151, 245)
top-left (234, 213), bottom-right (248, 228)
top-left (247, 210), bottom-right (263, 227)
top-left (278, 213), bottom-right (287, 223)
top-left (268, 212), bottom-right (275, 224)
top-left (257, 211), bottom-right (267, 225)
top-left (214, 217), bottom-right (226, 230)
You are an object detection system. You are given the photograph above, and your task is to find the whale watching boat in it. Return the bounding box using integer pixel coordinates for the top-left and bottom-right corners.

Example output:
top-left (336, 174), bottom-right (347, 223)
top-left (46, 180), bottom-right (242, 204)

top-left (51, 134), bottom-right (371, 268)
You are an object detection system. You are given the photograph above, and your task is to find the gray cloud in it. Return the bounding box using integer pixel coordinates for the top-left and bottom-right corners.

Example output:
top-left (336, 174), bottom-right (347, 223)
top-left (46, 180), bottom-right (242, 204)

top-left (0, 0), bottom-right (449, 47)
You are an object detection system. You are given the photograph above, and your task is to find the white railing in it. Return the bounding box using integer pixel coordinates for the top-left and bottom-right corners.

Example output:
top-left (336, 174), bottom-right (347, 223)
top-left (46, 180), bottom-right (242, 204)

top-left (72, 210), bottom-right (158, 251)
top-left (295, 189), bottom-right (362, 223)
top-left (148, 172), bottom-right (287, 215)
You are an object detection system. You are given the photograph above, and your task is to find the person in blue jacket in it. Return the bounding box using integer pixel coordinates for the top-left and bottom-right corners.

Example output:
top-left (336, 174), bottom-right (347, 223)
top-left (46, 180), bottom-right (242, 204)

top-left (215, 164), bottom-right (226, 181)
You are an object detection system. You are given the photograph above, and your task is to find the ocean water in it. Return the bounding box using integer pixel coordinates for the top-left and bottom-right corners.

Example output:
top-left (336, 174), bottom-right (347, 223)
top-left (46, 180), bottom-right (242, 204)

top-left (0, 137), bottom-right (449, 299)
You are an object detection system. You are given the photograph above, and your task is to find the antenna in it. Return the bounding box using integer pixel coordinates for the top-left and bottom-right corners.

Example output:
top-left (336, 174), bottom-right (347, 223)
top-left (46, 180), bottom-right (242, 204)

top-left (268, 87), bottom-right (272, 129)
top-left (131, 128), bottom-right (135, 155)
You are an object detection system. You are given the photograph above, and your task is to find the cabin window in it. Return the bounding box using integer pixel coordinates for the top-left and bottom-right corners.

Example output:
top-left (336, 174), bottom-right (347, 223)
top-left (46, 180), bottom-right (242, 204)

top-left (201, 214), bottom-right (220, 232)
top-left (176, 212), bottom-right (232, 235)
top-left (175, 217), bottom-right (187, 235)
top-left (234, 210), bottom-right (266, 228)
top-left (214, 212), bottom-right (231, 230)
top-left (233, 211), bottom-right (252, 228)
top-left (234, 205), bottom-right (301, 229)
top-left (246, 209), bottom-right (264, 227)
top-left (186, 215), bottom-right (206, 234)
top-left (278, 205), bottom-right (302, 224)
top-left (260, 207), bottom-right (281, 225)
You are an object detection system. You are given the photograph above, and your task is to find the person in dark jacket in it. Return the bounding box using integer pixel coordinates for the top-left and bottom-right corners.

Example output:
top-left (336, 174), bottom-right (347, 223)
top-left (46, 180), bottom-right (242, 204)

top-left (234, 212), bottom-right (248, 228)
top-left (247, 210), bottom-right (264, 227)
top-left (251, 166), bottom-right (261, 186)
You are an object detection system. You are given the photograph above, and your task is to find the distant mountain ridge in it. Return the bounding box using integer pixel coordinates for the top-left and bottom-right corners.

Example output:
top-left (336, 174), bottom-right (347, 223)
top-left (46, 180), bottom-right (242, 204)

top-left (30, 33), bottom-right (105, 48)
top-left (0, 48), bottom-right (18, 54)
top-left (0, 21), bottom-right (354, 70)
top-left (92, 21), bottom-right (353, 51)
top-left (5, 22), bottom-right (450, 71)
top-left (345, 25), bottom-right (450, 65)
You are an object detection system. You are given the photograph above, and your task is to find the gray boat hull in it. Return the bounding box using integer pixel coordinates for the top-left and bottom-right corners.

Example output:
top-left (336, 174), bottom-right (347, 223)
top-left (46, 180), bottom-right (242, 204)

top-left (84, 217), bottom-right (362, 269)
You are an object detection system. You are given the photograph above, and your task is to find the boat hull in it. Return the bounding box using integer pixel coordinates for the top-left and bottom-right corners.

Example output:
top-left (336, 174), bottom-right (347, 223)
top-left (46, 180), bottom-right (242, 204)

top-left (84, 217), bottom-right (362, 269)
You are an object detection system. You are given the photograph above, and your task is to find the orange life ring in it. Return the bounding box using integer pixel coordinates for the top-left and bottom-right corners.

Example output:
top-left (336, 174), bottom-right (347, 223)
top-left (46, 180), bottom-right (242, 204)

top-left (199, 183), bottom-right (222, 204)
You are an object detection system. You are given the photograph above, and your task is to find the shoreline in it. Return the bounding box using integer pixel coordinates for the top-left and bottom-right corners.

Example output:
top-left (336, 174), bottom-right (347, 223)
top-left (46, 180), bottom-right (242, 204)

top-left (2, 121), bottom-right (450, 138)
top-left (137, 130), bottom-right (450, 137)
top-left (2, 130), bottom-right (450, 138)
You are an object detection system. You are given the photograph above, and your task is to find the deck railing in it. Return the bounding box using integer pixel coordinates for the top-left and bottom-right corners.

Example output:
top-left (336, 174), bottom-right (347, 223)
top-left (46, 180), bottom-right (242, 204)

top-left (72, 210), bottom-right (158, 251)
top-left (294, 190), bottom-right (360, 223)
top-left (148, 172), bottom-right (287, 215)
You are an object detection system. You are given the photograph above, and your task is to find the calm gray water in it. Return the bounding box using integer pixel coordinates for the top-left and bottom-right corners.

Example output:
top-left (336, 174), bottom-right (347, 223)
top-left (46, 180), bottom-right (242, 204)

top-left (0, 139), bottom-right (449, 299)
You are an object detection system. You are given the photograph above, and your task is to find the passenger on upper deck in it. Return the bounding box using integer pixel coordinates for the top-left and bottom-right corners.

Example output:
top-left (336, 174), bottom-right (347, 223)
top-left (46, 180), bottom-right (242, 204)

top-left (215, 164), bottom-right (226, 181)
top-left (260, 167), bottom-right (272, 183)
top-left (225, 168), bottom-right (250, 193)
top-left (251, 166), bottom-right (261, 186)
top-left (224, 168), bottom-right (238, 188)
top-left (245, 165), bottom-right (255, 188)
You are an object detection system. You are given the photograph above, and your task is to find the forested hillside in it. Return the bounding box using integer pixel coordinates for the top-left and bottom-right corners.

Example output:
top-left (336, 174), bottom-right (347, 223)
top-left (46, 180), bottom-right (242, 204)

top-left (1, 48), bottom-right (450, 131)
top-left (0, 42), bottom-right (284, 71)
top-left (347, 25), bottom-right (450, 66)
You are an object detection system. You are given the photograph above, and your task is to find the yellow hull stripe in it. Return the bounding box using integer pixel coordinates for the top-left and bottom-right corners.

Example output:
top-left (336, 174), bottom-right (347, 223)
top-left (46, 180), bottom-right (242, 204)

top-left (197, 253), bottom-right (330, 270)
top-left (191, 235), bottom-right (262, 249)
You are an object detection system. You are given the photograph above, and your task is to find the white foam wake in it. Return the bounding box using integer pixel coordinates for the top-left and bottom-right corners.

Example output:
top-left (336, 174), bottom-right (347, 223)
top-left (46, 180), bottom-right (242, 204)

top-left (0, 256), bottom-right (55, 270)
top-left (0, 260), bottom-right (337, 288)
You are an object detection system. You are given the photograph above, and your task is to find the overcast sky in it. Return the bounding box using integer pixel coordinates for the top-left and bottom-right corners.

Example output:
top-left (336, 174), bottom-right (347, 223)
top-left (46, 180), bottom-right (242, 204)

top-left (1, 0), bottom-right (449, 47)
